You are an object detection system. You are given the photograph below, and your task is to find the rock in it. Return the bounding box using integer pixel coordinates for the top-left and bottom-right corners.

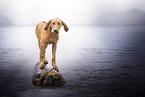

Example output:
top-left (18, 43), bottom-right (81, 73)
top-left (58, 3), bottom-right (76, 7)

top-left (32, 62), bottom-right (66, 86)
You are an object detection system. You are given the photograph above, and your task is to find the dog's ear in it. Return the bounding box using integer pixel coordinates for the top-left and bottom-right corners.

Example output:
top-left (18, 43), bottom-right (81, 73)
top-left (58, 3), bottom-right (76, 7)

top-left (44, 20), bottom-right (52, 30)
top-left (62, 21), bottom-right (69, 32)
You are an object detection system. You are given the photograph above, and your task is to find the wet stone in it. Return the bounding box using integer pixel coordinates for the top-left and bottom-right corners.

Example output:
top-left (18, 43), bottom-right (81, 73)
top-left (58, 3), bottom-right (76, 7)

top-left (32, 62), bottom-right (66, 86)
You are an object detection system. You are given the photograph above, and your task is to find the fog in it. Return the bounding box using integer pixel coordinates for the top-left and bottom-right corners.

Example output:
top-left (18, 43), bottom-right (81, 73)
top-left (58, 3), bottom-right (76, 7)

top-left (0, 0), bottom-right (145, 26)
top-left (1, 1), bottom-right (145, 97)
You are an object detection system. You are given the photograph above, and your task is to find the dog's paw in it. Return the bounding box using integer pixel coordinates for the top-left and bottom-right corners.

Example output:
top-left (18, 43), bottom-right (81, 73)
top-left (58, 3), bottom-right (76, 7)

top-left (39, 62), bottom-right (45, 69)
top-left (44, 60), bottom-right (48, 64)
top-left (43, 58), bottom-right (48, 64)
top-left (53, 66), bottom-right (59, 72)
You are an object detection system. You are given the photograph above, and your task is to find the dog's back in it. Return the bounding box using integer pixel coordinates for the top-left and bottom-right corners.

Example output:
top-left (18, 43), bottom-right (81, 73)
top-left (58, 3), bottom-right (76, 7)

top-left (35, 21), bottom-right (46, 40)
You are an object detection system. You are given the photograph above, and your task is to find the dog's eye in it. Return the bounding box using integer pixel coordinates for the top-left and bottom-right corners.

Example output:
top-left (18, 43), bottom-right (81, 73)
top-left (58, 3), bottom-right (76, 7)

top-left (52, 23), bottom-right (54, 25)
top-left (58, 23), bottom-right (60, 25)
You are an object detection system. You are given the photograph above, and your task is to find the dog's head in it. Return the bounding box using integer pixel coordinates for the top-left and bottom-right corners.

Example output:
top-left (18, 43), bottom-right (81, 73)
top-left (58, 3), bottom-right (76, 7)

top-left (44, 17), bottom-right (69, 36)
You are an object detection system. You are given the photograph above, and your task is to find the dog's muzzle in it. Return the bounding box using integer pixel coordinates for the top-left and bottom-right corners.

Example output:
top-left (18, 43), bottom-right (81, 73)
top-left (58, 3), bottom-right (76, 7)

top-left (51, 29), bottom-right (59, 36)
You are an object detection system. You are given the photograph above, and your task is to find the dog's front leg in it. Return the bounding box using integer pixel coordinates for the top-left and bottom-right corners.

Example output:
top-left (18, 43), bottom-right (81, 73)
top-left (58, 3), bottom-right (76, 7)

top-left (52, 43), bottom-right (59, 72)
top-left (39, 41), bottom-right (45, 69)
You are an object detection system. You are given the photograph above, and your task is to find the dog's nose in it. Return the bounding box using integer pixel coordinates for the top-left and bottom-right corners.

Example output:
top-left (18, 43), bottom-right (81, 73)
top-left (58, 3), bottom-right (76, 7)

top-left (54, 29), bottom-right (58, 32)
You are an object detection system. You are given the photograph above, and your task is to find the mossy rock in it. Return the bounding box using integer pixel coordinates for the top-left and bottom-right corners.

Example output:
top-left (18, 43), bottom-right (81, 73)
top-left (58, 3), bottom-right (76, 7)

top-left (32, 62), bottom-right (66, 86)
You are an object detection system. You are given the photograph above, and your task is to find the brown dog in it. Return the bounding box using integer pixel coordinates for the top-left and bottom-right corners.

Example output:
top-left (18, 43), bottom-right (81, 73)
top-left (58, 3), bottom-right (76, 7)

top-left (35, 17), bottom-right (69, 71)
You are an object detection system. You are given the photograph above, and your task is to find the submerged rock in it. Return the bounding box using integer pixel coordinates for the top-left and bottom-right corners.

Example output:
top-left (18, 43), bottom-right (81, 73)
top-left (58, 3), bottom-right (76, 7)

top-left (32, 62), bottom-right (66, 86)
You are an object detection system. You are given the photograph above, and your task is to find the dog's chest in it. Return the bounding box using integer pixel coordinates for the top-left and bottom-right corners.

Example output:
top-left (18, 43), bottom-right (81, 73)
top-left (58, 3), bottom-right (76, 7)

top-left (45, 36), bottom-right (58, 44)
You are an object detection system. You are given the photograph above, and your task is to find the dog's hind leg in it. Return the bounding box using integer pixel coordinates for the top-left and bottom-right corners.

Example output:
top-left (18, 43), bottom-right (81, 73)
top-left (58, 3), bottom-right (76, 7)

top-left (44, 44), bottom-right (48, 64)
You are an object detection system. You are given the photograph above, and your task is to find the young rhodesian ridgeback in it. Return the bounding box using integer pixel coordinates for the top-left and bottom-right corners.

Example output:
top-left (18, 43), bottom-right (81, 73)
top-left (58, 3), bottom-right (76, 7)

top-left (35, 17), bottom-right (69, 71)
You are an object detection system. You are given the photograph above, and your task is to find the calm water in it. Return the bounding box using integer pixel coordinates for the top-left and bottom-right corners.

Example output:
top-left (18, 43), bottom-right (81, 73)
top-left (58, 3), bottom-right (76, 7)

top-left (0, 26), bottom-right (145, 97)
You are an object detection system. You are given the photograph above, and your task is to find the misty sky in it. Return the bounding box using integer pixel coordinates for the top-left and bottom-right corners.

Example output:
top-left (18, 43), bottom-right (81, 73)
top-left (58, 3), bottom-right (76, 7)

top-left (0, 0), bottom-right (145, 26)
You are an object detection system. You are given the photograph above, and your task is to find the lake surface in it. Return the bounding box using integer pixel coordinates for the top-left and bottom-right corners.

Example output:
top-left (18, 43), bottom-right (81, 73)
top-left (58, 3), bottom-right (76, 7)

top-left (0, 26), bottom-right (145, 97)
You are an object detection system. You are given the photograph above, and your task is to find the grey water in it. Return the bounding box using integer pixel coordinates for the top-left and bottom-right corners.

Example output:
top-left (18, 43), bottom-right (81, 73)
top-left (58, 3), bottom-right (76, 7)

top-left (0, 26), bottom-right (145, 97)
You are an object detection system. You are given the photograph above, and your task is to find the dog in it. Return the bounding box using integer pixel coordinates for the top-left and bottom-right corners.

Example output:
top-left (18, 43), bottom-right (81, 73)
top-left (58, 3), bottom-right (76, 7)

top-left (35, 17), bottom-right (69, 71)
